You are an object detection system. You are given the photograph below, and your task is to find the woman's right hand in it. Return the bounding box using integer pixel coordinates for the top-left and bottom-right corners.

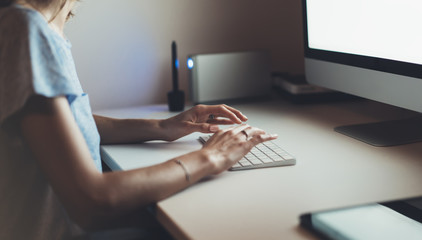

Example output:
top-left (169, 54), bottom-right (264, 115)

top-left (201, 124), bottom-right (278, 175)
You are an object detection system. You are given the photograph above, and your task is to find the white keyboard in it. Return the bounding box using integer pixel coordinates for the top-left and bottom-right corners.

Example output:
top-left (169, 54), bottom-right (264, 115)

top-left (199, 135), bottom-right (296, 171)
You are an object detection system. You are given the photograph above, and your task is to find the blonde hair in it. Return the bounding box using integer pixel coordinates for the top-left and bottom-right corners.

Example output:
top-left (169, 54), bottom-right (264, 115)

top-left (0, 0), bottom-right (74, 22)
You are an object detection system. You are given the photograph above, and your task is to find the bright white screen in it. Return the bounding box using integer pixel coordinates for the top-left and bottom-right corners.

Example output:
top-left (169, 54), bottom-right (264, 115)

top-left (307, 0), bottom-right (422, 65)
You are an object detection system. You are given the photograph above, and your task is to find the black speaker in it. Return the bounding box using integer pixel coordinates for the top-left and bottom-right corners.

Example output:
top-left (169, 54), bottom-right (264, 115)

top-left (167, 90), bottom-right (184, 112)
top-left (167, 41), bottom-right (185, 112)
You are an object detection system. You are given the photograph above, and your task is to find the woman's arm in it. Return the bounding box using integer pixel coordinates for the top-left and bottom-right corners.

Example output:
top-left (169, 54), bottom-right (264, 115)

top-left (20, 96), bottom-right (275, 230)
top-left (94, 104), bottom-right (248, 144)
top-left (93, 115), bottom-right (167, 144)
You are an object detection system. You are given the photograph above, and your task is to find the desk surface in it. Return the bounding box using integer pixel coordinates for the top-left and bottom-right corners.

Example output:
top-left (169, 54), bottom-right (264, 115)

top-left (97, 99), bottom-right (422, 240)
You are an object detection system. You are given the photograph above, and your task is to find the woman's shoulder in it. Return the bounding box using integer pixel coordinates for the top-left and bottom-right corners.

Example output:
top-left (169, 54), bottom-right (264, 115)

top-left (0, 4), bottom-right (52, 39)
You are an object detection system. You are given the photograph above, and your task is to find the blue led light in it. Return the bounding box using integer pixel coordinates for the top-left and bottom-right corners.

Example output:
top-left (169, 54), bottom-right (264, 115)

top-left (175, 59), bottom-right (179, 69)
top-left (187, 58), bottom-right (194, 69)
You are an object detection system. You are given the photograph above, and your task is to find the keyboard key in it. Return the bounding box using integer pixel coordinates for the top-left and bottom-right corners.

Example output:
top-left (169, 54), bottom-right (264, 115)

top-left (250, 149), bottom-right (261, 154)
top-left (280, 153), bottom-right (293, 159)
top-left (239, 160), bottom-right (253, 167)
top-left (232, 163), bottom-right (241, 168)
top-left (272, 156), bottom-right (285, 162)
top-left (260, 157), bottom-right (274, 163)
top-left (249, 158), bottom-right (263, 165)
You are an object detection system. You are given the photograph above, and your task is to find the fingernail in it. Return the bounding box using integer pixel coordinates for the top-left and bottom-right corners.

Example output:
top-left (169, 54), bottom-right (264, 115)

top-left (271, 134), bottom-right (278, 138)
top-left (210, 125), bottom-right (219, 132)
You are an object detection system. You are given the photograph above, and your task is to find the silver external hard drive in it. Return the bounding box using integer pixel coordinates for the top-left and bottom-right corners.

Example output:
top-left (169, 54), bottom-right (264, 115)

top-left (188, 51), bottom-right (272, 104)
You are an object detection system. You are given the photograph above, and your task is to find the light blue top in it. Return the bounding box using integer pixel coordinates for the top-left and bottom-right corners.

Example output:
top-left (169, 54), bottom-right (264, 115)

top-left (0, 4), bottom-right (102, 171)
top-left (0, 4), bottom-right (102, 239)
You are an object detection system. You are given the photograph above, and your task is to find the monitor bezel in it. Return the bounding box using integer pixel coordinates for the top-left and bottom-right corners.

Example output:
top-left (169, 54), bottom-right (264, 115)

top-left (302, 0), bottom-right (422, 80)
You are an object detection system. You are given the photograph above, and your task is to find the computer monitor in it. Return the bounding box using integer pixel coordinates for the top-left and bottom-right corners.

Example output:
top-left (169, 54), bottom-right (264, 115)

top-left (302, 0), bottom-right (422, 146)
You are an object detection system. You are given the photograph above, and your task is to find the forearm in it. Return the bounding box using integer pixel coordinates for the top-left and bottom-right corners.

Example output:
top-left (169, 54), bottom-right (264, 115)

top-left (83, 149), bottom-right (214, 230)
top-left (94, 115), bottom-right (167, 144)
top-left (106, 150), bottom-right (211, 207)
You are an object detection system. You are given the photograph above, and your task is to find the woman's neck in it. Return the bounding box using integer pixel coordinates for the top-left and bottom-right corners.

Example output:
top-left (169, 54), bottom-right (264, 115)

top-left (14, 0), bottom-right (71, 38)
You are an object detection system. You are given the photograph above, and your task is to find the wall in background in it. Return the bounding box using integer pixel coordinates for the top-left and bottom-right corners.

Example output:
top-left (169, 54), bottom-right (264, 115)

top-left (65, 0), bottom-right (304, 111)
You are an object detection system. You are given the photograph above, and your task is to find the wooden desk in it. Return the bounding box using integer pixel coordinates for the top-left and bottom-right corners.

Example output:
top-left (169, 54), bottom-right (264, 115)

top-left (97, 99), bottom-right (422, 240)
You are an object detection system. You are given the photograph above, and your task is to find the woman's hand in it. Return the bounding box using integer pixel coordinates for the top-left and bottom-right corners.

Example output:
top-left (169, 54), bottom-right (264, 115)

top-left (201, 124), bottom-right (278, 175)
top-left (160, 104), bottom-right (248, 141)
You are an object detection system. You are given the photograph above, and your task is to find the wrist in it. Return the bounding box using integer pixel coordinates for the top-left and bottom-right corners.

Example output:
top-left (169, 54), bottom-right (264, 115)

top-left (172, 149), bottom-right (215, 183)
top-left (197, 148), bottom-right (219, 175)
top-left (156, 119), bottom-right (171, 141)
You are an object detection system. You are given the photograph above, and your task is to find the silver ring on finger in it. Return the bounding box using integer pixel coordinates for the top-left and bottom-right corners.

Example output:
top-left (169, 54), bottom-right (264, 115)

top-left (241, 130), bottom-right (249, 140)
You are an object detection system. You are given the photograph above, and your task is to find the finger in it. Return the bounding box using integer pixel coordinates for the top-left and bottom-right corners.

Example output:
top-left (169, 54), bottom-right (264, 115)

top-left (210, 105), bottom-right (243, 124)
top-left (249, 133), bottom-right (278, 146)
top-left (243, 127), bottom-right (277, 142)
top-left (188, 122), bottom-right (220, 133)
top-left (217, 125), bottom-right (238, 133)
top-left (242, 126), bottom-right (265, 138)
top-left (222, 104), bottom-right (248, 122)
top-left (207, 118), bottom-right (237, 125)
top-left (227, 124), bottom-right (251, 136)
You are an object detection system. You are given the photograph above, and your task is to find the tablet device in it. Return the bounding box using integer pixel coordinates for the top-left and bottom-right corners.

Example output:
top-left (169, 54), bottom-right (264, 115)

top-left (300, 196), bottom-right (422, 240)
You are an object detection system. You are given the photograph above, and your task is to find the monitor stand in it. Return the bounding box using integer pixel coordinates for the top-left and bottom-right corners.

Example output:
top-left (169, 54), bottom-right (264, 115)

top-left (335, 115), bottom-right (422, 147)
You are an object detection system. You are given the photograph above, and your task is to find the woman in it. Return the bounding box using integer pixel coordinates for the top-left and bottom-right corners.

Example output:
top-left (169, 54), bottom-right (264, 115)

top-left (0, 0), bottom-right (277, 239)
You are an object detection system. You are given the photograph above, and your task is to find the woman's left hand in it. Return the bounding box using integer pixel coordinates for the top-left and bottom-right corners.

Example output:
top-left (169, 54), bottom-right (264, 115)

top-left (160, 104), bottom-right (248, 141)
